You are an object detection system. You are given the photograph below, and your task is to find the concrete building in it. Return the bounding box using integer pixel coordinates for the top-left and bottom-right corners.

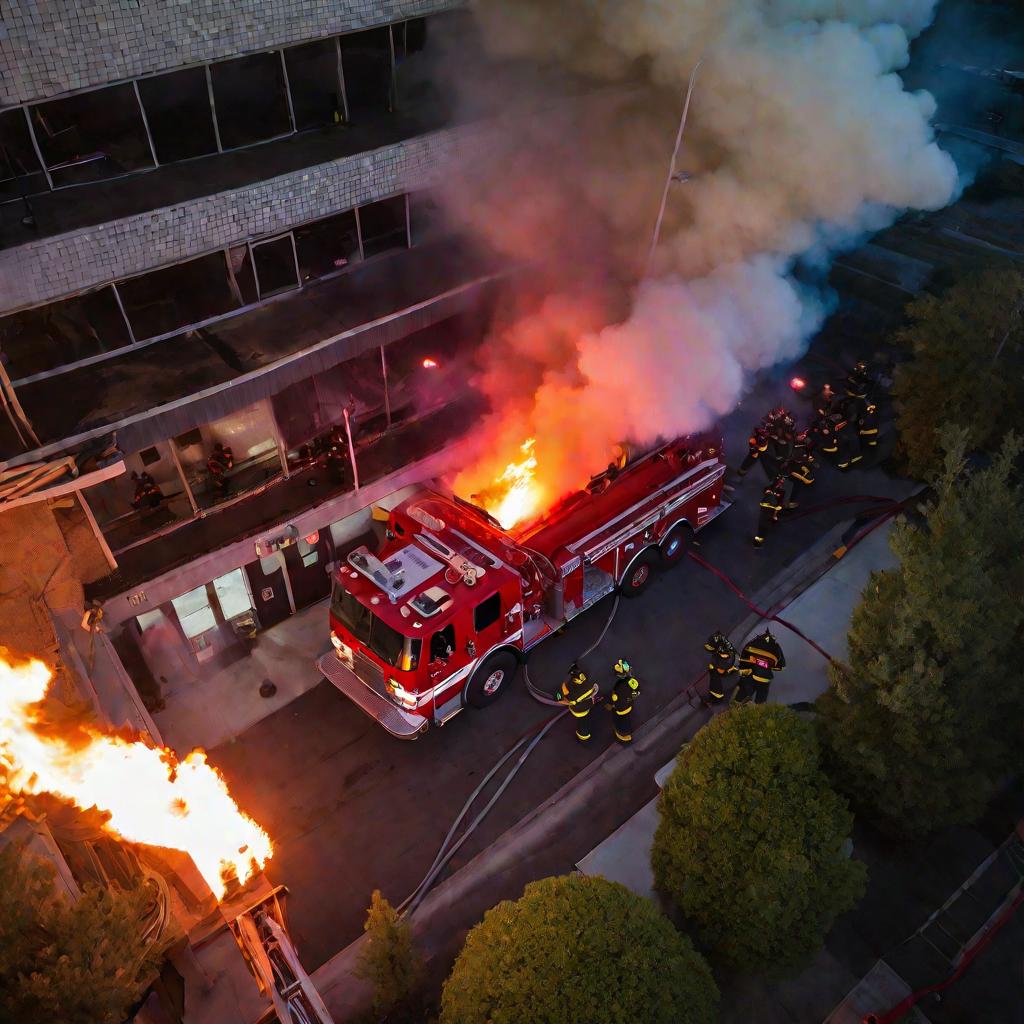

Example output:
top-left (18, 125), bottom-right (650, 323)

top-left (0, 0), bottom-right (505, 734)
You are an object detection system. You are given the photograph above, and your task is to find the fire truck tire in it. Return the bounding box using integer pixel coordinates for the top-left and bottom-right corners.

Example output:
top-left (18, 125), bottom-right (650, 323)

top-left (465, 650), bottom-right (518, 709)
top-left (619, 549), bottom-right (658, 598)
top-left (659, 523), bottom-right (690, 568)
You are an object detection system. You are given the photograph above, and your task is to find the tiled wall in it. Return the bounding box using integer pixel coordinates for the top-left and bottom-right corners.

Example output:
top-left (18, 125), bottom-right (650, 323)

top-left (1, 0), bottom-right (461, 106)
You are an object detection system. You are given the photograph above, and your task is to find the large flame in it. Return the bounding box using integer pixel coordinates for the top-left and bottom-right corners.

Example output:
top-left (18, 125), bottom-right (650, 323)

top-left (472, 438), bottom-right (545, 530)
top-left (0, 653), bottom-right (272, 899)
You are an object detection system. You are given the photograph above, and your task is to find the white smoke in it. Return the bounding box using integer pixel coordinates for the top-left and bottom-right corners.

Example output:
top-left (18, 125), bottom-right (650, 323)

top-left (445, 0), bottom-right (959, 505)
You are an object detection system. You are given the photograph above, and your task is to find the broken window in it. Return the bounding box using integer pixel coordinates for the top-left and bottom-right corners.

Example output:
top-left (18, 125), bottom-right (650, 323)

top-left (137, 67), bottom-right (218, 163)
top-left (251, 234), bottom-right (300, 299)
top-left (294, 209), bottom-right (361, 282)
top-left (285, 39), bottom-right (345, 130)
top-left (340, 27), bottom-right (394, 120)
top-left (0, 109), bottom-right (48, 201)
top-left (31, 83), bottom-right (153, 186)
top-left (359, 194), bottom-right (409, 258)
top-left (226, 245), bottom-right (259, 306)
top-left (210, 51), bottom-right (291, 149)
top-left (117, 252), bottom-right (239, 340)
top-left (0, 286), bottom-right (133, 380)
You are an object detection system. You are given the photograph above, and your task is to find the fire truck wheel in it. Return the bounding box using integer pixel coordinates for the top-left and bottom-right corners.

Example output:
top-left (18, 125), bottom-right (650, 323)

top-left (620, 549), bottom-right (658, 598)
top-left (465, 650), bottom-right (518, 709)
top-left (659, 523), bottom-right (690, 568)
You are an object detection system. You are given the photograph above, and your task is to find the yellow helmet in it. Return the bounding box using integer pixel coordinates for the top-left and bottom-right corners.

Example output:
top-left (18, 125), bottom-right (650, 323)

top-left (614, 659), bottom-right (631, 676)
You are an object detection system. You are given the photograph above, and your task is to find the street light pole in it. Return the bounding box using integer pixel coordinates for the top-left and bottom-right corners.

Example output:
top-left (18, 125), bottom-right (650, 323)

top-left (644, 60), bottom-right (702, 280)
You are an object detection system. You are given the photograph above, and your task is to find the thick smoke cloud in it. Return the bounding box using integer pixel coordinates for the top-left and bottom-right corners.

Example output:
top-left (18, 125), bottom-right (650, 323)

top-left (441, 0), bottom-right (958, 510)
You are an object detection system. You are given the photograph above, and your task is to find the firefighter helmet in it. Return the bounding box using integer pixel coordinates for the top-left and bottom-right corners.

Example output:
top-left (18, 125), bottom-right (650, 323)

top-left (614, 658), bottom-right (631, 676)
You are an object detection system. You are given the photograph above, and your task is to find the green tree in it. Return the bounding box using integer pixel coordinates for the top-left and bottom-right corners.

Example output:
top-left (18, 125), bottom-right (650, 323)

top-left (0, 842), bottom-right (164, 1024)
top-left (355, 890), bottom-right (424, 1021)
top-left (819, 430), bottom-right (1024, 836)
top-left (892, 267), bottom-right (1024, 480)
top-left (652, 704), bottom-right (865, 974)
top-left (440, 874), bottom-right (718, 1024)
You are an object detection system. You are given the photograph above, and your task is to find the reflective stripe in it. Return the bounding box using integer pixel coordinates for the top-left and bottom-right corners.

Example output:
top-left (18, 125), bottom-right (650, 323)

top-left (569, 707), bottom-right (590, 718)
top-left (616, 707), bottom-right (632, 716)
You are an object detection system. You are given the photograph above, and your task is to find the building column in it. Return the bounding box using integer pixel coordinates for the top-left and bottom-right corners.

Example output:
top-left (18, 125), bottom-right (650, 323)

top-left (166, 440), bottom-right (200, 516)
top-left (76, 489), bottom-right (118, 573)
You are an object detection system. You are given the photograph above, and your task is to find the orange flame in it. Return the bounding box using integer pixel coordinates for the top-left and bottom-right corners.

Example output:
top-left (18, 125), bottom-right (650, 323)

top-left (475, 438), bottom-right (543, 530)
top-left (0, 653), bottom-right (272, 899)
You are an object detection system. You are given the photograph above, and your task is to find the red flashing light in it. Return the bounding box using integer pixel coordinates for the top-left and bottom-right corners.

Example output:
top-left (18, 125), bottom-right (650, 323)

top-left (790, 376), bottom-right (807, 391)
top-left (422, 357), bottom-right (438, 369)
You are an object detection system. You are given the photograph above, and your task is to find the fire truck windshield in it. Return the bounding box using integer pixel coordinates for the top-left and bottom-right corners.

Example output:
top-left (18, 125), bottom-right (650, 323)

top-left (331, 582), bottom-right (421, 671)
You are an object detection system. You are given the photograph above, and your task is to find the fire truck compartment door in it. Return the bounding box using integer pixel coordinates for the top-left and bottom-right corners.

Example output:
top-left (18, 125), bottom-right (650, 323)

top-left (317, 651), bottom-right (426, 739)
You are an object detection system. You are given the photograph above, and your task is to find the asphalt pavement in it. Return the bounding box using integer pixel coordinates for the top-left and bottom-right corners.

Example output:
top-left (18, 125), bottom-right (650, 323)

top-left (211, 301), bottom-right (915, 971)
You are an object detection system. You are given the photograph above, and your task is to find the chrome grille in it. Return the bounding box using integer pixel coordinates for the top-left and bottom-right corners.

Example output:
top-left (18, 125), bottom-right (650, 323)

top-left (352, 649), bottom-right (388, 698)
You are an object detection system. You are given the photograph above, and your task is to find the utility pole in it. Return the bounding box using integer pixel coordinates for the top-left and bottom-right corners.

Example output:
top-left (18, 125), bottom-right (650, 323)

top-left (644, 61), bottom-right (702, 279)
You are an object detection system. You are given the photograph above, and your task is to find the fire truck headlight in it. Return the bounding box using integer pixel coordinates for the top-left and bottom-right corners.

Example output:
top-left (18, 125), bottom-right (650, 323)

top-left (330, 631), bottom-right (344, 651)
top-left (388, 678), bottom-right (419, 710)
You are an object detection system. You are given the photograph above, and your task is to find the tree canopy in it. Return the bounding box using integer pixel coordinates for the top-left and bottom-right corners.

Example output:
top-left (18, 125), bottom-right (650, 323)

top-left (440, 874), bottom-right (718, 1024)
top-left (0, 842), bottom-right (164, 1024)
top-left (652, 704), bottom-right (865, 974)
top-left (819, 429), bottom-right (1024, 836)
top-left (354, 890), bottom-right (424, 1021)
top-left (892, 267), bottom-right (1024, 480)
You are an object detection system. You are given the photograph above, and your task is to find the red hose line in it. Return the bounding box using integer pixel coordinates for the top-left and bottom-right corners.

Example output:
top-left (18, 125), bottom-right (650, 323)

top-left (866, 888), bottom-right (1024, 1024)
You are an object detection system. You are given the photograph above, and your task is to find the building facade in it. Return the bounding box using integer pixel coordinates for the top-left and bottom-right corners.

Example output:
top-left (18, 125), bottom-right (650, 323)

top-left (0, 0), bottom-right (504, 729)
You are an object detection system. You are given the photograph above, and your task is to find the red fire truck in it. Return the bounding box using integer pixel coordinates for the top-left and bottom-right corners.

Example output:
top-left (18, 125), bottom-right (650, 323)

top-left (317, 434), bottom-right (728, 737)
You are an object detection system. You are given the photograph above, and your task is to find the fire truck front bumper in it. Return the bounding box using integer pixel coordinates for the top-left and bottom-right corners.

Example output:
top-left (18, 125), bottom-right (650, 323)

top-left (316, 652), bottom-right (427, 739)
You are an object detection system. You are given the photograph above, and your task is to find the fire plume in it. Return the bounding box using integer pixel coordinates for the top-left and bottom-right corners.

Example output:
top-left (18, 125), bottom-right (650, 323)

top-left (0, 652), bottom-right (272, 899)
top-left (475, 438), bottom-right (543, 530)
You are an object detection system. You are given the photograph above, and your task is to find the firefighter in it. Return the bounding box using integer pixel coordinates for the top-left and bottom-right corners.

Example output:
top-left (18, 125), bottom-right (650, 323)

top-left (131, 471), bottom-right (163, 510)
top-left (558, 662), bottom-right (597, 744)
top-left (808, 411), bottom-right (839, 464)
top-left (857, 399), bottom-right (880, 449)
top-left (753, 475), bottom-right (786, 548)
top-left (833, 405), bottom-right (862, 471)
top-left (207, 442), bottom-right (235, 497)
top-left (703, 631), bottom-right (737, 705)
top-left (607, 658), bottom-right (640, 744)
top-left (764, 409), bottom-right (796, 479)
top-left (843, 361), bottom-right (872, 420)
top-left (736, 628), bottom-right (786, 704)
top-left (737, 423), bottom-right (770, 477)
top-left (781, 439), bottom-right (816, 506)
top-left (815, 383), bottom-right (838, 418)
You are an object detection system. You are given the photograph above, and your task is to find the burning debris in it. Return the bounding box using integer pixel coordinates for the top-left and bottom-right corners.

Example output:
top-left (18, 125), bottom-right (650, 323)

top-left (442, 0), bottom-right (958, 517)
top-left (0, 651), bottom-right (272, 899)
top-left (471, 437), bottom-right (541, 529)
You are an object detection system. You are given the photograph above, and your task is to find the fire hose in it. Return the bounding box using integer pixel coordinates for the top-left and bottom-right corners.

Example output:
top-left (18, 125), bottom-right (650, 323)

top-left (400, 594), bottom-right (623, 917)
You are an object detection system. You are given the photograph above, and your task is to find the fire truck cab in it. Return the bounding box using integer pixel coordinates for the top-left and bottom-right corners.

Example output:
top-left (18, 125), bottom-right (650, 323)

top-left (317, 434), bottom-right (727, 737)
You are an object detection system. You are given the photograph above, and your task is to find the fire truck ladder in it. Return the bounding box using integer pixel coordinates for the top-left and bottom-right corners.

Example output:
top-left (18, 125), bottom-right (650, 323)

top-left (231, 886), bottom-right (335, 1024)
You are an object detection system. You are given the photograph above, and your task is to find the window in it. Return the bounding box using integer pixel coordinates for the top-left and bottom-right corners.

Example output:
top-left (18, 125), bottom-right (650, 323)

top-left (175, 428), bottom-right (203, 450)
top-left (294, 210), bottom-right (361, 281)
top-left (117, 252), bottom-right (239, 340)
top-left (473, 592), bottom-right (501, 632)
top-left (137, 67), bottom-right (218, 163)
top-left (251, 235), bottom-right (300, 298)
top-left (0, 109), bottom-right (48, 202)
top-left (171, 585), bottom-right (217, 639)
top-left (330, 582), bottom-right (417, 668)
top-left (430, 624), bottom-right (455, 662)
top-left (298, 537), bottom-right (319, 568)
top-left (210, 52), bottom-right (291, 148)
top-left (285, 39), bottom-right (344, 130)
top-left (340, 27), bottom-right (393, 119)
top-left (408, 191), bottom-right (445, 247)
top-left (0, 287), bottom-right (133, 380)
top-left (32, 83), bottom-right (153, 186)
top-left (139, 447), bottom-right (161, 467)
top-left (212, 569), bottom-right (253, 620)
top-left (359, 195), bottom-right (408, 258)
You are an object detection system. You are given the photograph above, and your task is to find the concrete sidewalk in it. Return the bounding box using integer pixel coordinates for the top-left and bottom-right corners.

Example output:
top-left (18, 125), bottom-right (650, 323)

top-left (576, 518), bottom-right (898, 896)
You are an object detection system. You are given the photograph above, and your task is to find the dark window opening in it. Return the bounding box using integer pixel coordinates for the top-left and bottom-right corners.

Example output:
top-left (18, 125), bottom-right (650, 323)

top-left (430, 624), bottom-right (455, 662)
top-left (392, 18), bottom-right (428, 62)
top-left (295, 209), bottom-right (360, 282)
top-left (392, 18), bottom-right (433, 111)
top-left (408, 190), bottom-right (446, 246)
top-left (285, 39), bottom-right (344, 130)
top-left (0, 287), bottom-right (132, 379)
top-left (359, 195), bottom-right (408, 258)
top-left (32, 83), bottom-right (153, 186)
top-left (137, 67), bottom-right (218, 163)
top-left (175, 428), bottom-right (203, 449)
top-left (227, 245), bottom-right (259, 305)
top-left (473, 592), bottom-right (501, 632)
top-left (0, 109), bottom-right (48, 202)
top-left (210, 52), bottom-right (291, 149)
top-left (251, 235), bottom-right (299, 298)
top-left (340, 27), bottom-right (393, 120)
top-left (139, 446), bottom-right (161, 467)
top-left (117, 252), bottom-right (239, 340)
